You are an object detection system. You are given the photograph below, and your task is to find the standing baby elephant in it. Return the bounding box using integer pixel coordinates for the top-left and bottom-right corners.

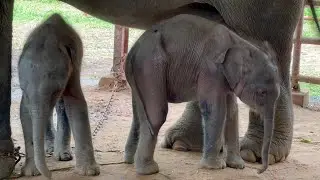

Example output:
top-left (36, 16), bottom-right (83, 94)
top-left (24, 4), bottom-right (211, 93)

top-left (18, 13), bottom-right (100, 178)
top-left (124, 14), bottom-right (280, 175)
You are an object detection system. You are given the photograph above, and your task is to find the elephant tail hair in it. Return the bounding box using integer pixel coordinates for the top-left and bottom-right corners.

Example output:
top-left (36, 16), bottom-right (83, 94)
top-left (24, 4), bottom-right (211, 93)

top-left (125, 30), bottom-right (166, 136)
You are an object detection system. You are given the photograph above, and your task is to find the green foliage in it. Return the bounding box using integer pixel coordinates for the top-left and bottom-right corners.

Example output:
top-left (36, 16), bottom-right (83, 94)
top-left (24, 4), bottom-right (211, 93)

top-left (299, 83), bottom-right (320, 96)
top-left (13, 0), bottom-right (113, 29)
top-left (303, 7), bottom-right (320, 38)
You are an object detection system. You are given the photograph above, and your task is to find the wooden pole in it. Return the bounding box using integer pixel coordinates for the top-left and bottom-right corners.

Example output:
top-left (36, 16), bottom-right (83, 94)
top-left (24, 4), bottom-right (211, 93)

top-left (112, 25), bottom-right (129, 80)
top-left (98, 25), bottom-right (129, 90)
top-left (291, 12), bottom-right (304, 92)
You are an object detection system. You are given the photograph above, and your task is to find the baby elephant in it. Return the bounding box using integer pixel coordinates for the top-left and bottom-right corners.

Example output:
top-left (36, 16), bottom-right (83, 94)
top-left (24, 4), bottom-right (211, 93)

top-left (18, 13), bottom-right (100, 178)
top-left (124, 14), bottom-right (280, 175)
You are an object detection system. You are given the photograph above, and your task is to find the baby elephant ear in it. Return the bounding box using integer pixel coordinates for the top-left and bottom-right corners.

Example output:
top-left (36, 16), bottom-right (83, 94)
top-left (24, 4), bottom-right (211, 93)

top-left (220, 47), bottom-right (245, 90)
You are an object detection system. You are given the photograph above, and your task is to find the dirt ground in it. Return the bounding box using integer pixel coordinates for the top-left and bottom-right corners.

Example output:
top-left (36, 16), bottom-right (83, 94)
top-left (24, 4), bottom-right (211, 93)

top-left (8, 21), bottom-right (320, 179)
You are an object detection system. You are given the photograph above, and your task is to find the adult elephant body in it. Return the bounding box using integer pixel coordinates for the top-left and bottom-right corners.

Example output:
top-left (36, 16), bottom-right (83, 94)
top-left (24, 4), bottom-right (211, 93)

top-left (0, 0), bottom-right (311, 178)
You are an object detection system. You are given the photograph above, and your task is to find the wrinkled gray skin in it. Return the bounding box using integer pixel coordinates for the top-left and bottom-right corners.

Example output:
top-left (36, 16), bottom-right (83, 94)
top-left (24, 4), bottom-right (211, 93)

top-left (124, 14), bottom-right (280, 175)
top-left (56, 0), bottom-right (306, 167)
top-left (1, 0), bottom-right (320, 178)
top-left (18, 14), bottom-right (99, 178)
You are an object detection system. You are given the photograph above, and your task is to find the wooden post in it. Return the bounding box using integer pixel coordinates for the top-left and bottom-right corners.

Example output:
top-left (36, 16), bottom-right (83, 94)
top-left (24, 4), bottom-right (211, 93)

top-left (99, 25), bottom-right (129, 90)
top-left (292, 13), bottom-right (303, 92)
top-left (111, 25), bottom-right (129, 80)
top-left (291, 9), bottom-right (310, 107)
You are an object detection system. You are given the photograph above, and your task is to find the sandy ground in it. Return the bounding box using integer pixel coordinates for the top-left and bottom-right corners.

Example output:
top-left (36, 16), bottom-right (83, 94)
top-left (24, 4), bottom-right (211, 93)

top-left (8, 20), bottom-right (320, 179)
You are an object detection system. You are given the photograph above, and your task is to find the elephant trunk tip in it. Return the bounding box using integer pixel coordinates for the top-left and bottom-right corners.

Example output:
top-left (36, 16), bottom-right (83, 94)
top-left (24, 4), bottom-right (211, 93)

top-left (257, 164), bottom-right (268, 174)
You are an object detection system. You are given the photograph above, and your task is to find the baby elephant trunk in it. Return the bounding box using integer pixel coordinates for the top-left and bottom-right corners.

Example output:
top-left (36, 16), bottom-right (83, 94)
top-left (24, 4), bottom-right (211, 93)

top-left (31, 102), bottom-right (52, 178)
top-left (258, 105), bottom-right (276, 174)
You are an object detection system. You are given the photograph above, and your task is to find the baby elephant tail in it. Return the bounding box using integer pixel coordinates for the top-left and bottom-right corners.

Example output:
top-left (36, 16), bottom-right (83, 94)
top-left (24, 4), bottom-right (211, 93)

top-left (31, 103), bottom-right (52, 179)
top-left (125, 28), bottom-right (166, 136)
top-left (33, 122), bottom-right (52, 179)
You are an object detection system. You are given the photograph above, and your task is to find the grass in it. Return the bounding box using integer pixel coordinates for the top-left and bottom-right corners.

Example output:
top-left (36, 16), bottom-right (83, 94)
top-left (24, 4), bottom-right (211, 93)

top-left (299, 8), bottom-right (320, 97)
top-left (304, 8), bottom-right (320, 38)
top-left (300, 83), bottom-right (320, 96)
top-left (12, 1), bottom-right (320, 96)
top-left (13, 0), bottom-right (113, 29)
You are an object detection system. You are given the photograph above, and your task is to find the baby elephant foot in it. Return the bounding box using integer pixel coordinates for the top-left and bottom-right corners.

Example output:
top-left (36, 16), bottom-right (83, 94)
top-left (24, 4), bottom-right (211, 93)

top-left (21, 161), bottom-right (40, 176)
top-left (135, 159), bottom-right (159, 175)
top-left (124, 153), bottom-right (134, 164)
top-left (45, 142), bottom-right (54, 156)
top-left (54, 150), bottom-right (73, 161)
top-left (200, 157), bottom-right (226, 170)
top-left (226, 153), bottom-right (245, 169)
top-left (75, 162), bottom-right (100, 176)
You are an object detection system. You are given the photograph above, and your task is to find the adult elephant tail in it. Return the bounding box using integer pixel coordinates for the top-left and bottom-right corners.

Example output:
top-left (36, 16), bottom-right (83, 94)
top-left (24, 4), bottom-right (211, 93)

top-left (307, 0), bottom-right (320, 33)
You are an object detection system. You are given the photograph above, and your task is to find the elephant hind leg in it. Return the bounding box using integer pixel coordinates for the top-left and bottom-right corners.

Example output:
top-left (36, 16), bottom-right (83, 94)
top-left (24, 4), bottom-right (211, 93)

top-left (124, 97), bottom-right (140, 164)
top-left (20, 93), bottom-right (40, 176)
top-left (133, 95), bottom-right (168, 175)
top-left (130, 74), bottom-right (168, 175)
top-left (62, 77), bottom-right (100, 176)
top-left (44, 115), bottom-right (55, 155)
top-left (54, 98), bottom-right (72, 161)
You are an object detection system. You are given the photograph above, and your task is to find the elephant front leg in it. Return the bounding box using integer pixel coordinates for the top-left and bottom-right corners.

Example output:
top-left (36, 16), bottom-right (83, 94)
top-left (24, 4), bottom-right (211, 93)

top-left (225, 94), bottom-right (244, 169)
top-left (20, 94), bottom-right (40, 176)
top-left (199, 97), bottom-right (227, 170)
top-left (54, 98), bottom-right (73, 161)
top-left (63, 94), bottom-right (100, 176)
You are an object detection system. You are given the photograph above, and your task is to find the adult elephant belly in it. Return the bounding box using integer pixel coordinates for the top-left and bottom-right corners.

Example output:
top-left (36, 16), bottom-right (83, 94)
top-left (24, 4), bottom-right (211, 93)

top-left (61, 0), bottom-right (304, 165)
top-left (61, 0), bottom-right (196, 29)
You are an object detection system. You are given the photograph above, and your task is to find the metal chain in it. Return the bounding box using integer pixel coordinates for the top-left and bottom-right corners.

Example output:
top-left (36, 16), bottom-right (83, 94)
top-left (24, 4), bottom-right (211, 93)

top-left (0, 146), bottom-right (24, 166)
top-left (0, 146), bottom-right (25, 179)
top-left (91, 82), bottom-right (118, 139)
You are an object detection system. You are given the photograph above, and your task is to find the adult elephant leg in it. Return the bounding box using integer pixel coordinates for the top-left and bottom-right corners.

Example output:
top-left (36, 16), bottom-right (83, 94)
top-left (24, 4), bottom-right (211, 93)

top-left (161, 101), bottom-right (203, 152)
top-left (53, 98), bottom-right (72, 161)
top-left (0, 1), bottom-right (16, 179)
